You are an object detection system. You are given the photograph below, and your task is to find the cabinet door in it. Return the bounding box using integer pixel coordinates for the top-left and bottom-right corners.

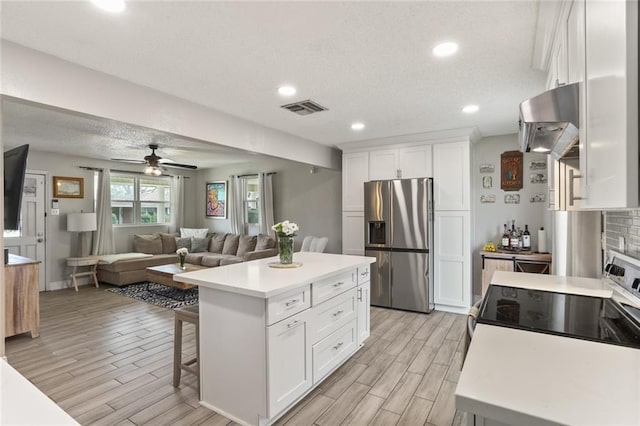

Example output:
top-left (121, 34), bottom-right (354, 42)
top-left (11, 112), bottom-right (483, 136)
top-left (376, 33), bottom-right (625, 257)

top-left (434, 211), bottom-right (470, 309)
top-left (481, 258), bottom-right (513, 297)
top-left (566, 0), bottom-right (585, 84)
top-left (398, 145), bottom-right (433, 178)
top-left (267, 309), bottom-right (312, 417)
top-left (369, 149), bottom-right (398, 180)
top-left (433, 141), bottom-right (470, 211)
top-left (342, 152), bottom-right (369, 211)
top-left (342, 212), bottom-right (364, 255)
top-left (582, 0), bottom-right (639, 209)
top-left (356, 280), bottom-right (370, 346)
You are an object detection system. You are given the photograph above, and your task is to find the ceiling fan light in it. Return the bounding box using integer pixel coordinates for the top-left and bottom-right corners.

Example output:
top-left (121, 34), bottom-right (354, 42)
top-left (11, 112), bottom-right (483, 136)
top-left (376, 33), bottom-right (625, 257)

top-left (144, 165), bottom-right (162, 176)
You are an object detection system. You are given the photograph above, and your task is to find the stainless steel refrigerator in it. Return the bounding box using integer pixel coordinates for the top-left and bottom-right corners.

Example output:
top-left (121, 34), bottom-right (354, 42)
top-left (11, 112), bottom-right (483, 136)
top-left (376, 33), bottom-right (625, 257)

top-left (364, 178), bottom-right (434, 313)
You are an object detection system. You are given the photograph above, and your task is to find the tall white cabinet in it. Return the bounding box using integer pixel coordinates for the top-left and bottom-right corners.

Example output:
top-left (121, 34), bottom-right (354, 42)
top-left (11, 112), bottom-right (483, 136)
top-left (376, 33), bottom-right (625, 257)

top-left (340, 131), bottom-right (474, 313)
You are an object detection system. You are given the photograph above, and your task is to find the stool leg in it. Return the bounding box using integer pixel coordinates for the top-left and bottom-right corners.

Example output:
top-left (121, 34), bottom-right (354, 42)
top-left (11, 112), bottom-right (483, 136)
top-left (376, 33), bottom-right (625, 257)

top-left (196, 319), bottom-right (201, 398)
top-left (173, 317), bottom-right (182, 388)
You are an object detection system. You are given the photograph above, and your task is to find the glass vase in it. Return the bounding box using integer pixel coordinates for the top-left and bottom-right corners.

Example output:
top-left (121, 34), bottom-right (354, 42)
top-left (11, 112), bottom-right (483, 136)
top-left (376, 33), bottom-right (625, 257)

top-left (179, 254), bottom-right (186, 269)
top-left (278, 235), bottom-right (294, 265)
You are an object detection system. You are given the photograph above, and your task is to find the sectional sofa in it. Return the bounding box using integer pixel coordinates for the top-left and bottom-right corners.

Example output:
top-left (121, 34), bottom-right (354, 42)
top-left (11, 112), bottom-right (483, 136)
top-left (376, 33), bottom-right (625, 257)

top-left (97, 232), bottom-right (278, 286)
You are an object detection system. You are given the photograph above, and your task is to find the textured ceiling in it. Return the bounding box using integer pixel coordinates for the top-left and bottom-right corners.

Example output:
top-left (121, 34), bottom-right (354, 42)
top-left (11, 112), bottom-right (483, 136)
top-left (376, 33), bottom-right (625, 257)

top-left (1, 1), bottom-right (547, 160)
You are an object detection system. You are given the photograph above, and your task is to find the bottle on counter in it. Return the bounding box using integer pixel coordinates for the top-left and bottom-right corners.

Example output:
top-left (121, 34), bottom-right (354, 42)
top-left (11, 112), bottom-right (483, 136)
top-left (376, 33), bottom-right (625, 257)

top-left (510, 220), bottom-right (519, 249)
top-left (502, 224), bottom-right (510, 249)
top-left (523, 225), bottom-right (531, 250)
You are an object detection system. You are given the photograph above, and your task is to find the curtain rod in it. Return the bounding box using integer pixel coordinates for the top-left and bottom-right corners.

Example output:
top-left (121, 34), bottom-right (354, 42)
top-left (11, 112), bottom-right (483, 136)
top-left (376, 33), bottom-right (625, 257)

top-left (79, 166), bottom-right (191, 179)
top-left (231, 172), bottom-right (277, 178)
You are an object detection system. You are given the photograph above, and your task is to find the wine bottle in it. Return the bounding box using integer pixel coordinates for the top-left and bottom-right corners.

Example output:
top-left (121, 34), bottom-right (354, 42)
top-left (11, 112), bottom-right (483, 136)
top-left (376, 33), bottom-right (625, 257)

top-left (510, 220), bottom-right (519, 249)
top-left (523, 224), bottom-right (531, 249)
top-left (502, 224), bottom-right (509, 249)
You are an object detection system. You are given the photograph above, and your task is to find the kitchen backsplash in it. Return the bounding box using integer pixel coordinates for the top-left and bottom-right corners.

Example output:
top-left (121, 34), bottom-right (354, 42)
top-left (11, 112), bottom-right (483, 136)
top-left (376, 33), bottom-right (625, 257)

top-left (605, 210), bottom-right (640, 259)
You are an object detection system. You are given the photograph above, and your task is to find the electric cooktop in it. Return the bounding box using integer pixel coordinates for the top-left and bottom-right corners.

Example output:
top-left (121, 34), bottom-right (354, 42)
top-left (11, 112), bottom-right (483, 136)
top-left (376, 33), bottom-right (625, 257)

top-left (478, 284), bottom-right (640, 349)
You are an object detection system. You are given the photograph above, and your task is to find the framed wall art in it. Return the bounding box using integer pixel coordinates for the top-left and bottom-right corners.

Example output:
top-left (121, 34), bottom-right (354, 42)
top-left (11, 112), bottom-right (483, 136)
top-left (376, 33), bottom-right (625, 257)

top-left (206, 181), bottom-right (227, 219)
top-left (53, 176), bottom-right (84, 198)
top-left (479, 164), bottom-right (495, 173)
top-left (500, 150), bottom-right (523, 191)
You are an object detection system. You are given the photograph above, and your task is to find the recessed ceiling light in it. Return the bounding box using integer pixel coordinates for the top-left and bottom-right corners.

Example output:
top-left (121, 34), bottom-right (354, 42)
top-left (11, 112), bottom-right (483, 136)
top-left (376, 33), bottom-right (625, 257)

top-left (432, 41), bottom-right (459, 57)
top-left (278, 85), bottom-right (297, 97)
top-left (351, 122), bottom-right (365, 131)
top-left (462, 104), bottom-right (479, 114)
top-left (532, 146), bottom-right (551, 153)
top-left (91, 0), bottom-right (126, 13)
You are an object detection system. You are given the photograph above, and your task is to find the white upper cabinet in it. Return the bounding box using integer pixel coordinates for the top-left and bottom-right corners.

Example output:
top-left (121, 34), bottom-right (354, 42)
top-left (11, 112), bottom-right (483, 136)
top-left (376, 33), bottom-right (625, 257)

top-left (566, 0), bottom-right (585, 85)
top-left (433, 141), bottom-right (470, 211)
top-left (342, 152), bottom-right (369, 211)
top-left (369, 145), bottom-right (433, 180)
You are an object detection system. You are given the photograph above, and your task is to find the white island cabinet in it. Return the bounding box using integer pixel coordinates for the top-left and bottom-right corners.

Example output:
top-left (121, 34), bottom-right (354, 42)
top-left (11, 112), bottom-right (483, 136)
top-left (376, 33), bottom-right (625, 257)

top-left (176, 252), bottom-right (375, 426)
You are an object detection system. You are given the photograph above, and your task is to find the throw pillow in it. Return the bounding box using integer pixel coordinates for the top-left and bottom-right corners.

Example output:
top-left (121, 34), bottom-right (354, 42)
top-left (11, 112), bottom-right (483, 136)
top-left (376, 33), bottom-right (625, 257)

top-left (222, 234), bottom-right (240, 255)
top-left (175, 237), bottom-right (192, 251)
top-left (159, 233), bottom-right (178, 254)
top-left (237, 235), bottom-right (257, 257)
top-left (209, 233), bottom-right (227, 253)
top-left (133, 234), bottom-right (163, 255)
top-left (191, 237), bottom-right (209, 253)
top-left (180, 227), bottom-right (209, 238)
top-left (256, 234), bottom-right (276, 250)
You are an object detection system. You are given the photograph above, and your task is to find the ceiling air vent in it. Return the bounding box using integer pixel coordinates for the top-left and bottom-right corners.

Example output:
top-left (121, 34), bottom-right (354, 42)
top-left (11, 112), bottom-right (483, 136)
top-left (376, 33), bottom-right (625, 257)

top-left (281, 99), bottom-right (328, 116)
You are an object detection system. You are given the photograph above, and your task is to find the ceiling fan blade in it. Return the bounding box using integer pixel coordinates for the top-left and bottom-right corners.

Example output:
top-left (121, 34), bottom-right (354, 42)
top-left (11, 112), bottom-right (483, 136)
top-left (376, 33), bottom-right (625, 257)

top-left (111, 158), bottom-right (146, 164)
top-left (160, 162), bottom-right (198, 170)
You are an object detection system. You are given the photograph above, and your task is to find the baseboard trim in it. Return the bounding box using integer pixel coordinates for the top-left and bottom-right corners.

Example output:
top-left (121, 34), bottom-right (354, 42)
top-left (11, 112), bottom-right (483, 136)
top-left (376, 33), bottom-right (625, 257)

top-left (47, 277), bottom-right (93, 291)
top-left (435, 304), bottom-right (470, 315)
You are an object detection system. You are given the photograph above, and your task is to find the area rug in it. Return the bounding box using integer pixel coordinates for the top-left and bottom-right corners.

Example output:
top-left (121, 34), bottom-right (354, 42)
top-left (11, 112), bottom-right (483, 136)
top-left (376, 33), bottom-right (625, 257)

top-left (107, 282), bottom-right (198, 309)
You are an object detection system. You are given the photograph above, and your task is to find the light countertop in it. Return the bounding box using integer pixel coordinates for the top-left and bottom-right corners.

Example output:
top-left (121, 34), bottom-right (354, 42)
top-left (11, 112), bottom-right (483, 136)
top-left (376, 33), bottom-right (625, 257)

top-left (174, 252), bottom-right (375, 298)
top-left (490, 270), bottom-right (612, 298)
top-left (1, 359), bottom-right (79, 425)
top-left (456, 324), bottom-right (640, 426)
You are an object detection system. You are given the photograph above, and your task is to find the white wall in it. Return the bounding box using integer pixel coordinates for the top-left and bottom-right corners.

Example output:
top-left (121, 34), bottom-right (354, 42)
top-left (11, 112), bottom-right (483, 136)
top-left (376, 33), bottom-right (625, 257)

top-left (472, 134), bottom-right (552, 298)
top-left (196, 158), bottom-right (342, 254)
top-left (25, 150), bottom-right (198, 289)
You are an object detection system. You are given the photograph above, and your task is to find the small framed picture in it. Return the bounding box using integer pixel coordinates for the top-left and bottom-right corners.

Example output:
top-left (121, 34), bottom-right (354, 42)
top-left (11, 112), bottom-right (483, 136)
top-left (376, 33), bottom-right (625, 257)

top-left (530, 193), bottom-right (546, 203)
top-left (206, 181), bottom-right (227, 219)
top-left (529, 160), bottom-right (547, 170)
top-left (504, 194), bottom-right (521, 204)
top-left (480, 194), bottom-right (496, 204)
top-left (479, 164), bottom-right (495, 173)
top-left (530, 173), bottom-right (547, 184)
top-left (53, 176), bottom-right (84, 198)
top-left (482, 176), bottom-right (493, 189)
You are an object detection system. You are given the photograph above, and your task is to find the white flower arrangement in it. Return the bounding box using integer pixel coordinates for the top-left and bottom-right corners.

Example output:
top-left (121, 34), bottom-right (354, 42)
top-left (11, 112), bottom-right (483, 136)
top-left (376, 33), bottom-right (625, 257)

top-left (176, 247), bottom-right (189, 256)
top-left (272, 220), bottom-right (299, 237)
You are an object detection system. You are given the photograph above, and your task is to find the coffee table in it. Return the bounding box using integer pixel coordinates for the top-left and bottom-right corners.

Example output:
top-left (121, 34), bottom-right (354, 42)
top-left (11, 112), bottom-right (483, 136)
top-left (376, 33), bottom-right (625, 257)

top-left (146, 263), bottom-right (207, 295)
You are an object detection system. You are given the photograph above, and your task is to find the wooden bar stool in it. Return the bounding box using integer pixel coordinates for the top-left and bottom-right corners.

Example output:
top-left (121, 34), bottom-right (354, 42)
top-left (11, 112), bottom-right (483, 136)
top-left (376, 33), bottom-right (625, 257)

top-left (173, 304), bottom-right (200, 395)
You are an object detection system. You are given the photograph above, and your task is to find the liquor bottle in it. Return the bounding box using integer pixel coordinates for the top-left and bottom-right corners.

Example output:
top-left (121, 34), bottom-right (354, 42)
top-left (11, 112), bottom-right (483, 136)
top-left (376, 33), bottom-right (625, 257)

top-left (523, 225), bottom-right (531, 249)
top-left (501, 224), bottom-right (510, 249)
top-left (510, 220), bottom-right (519, 249)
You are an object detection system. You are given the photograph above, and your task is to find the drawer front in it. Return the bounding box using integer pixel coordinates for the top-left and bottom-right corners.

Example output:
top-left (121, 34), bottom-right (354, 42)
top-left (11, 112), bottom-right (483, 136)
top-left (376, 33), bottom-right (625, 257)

top-left (312, 271), bottom-right (356, 305)
top-left (312, 319), bottom-right (357, 384)
top-left (267, 285), bottom-right (311, 326)
top-left (310, 287), bottom-right (356, 343)
top-left (357, 264), bottom-right (371, 285)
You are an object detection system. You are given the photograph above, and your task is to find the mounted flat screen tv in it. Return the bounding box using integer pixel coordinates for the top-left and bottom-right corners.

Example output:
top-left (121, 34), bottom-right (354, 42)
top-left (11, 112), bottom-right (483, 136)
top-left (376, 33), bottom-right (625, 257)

top-left (4, 144), bottom-right (29, 230)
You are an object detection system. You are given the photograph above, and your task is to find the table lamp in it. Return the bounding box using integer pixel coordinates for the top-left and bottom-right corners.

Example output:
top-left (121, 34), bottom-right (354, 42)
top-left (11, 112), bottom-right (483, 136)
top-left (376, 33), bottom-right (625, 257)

top-left (67, 212), bottom-right (97, 257)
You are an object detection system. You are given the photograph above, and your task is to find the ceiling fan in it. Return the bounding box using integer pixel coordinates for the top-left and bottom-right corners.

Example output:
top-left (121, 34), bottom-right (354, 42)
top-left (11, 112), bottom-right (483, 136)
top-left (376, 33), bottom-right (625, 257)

top-left (112, 144), bottom-right (197, 176)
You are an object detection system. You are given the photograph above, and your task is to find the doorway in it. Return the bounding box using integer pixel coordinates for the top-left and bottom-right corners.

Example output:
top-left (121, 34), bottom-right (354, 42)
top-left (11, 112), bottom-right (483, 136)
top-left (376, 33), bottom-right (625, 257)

top-left (4, 172), bottom-right (47, 291)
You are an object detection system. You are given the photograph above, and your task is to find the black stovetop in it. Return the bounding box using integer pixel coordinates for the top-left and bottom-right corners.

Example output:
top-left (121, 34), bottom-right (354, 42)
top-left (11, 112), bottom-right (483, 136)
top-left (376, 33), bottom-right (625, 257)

top-left (478, 285), bottom-right (640, 349)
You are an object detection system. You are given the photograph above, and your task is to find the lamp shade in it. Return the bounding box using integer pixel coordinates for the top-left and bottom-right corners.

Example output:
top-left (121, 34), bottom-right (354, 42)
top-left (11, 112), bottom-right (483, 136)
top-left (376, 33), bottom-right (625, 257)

top-left (67, 212), bottom-right (97, 232)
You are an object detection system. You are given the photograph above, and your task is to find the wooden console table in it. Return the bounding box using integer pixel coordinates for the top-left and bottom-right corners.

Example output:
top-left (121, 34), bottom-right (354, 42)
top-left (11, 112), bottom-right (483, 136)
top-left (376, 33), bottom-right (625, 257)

top-left (5, 254), bottom-right (40, 338)
top-left (480, 250), bottom-right (552, 297)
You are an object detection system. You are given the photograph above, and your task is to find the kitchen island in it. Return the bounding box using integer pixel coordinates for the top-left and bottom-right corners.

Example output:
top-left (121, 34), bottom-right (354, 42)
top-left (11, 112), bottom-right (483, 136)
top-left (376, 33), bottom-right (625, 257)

top-left (456, 271), bottom-right (640, 426)
top-left (176, 252), bottom-right (375, 426)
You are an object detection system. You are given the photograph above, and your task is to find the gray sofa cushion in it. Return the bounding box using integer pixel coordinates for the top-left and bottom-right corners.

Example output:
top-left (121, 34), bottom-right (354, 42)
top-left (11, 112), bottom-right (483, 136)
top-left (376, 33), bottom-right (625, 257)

top-left (133, 234), bottom-right (163, 255)
top-left (176, 237), bottom-right (191, 251)
top-left (191, 237), bottom-right (209, 252)
top-left (185, 253), bottom-right (206, 265)
top-left (201, 254), bottom-right (228, 267)
top-left (99, 254), bottom-right (175, 273)
top-left (222, 234), bottom-right (240, 255)
top-left (256, 234), bottom-right (276, 250)
top-left (237, 235), bottom-right (257, 257)
top-left (220, 256), bottom-right (243, 266)
top-left (208, 233), bottom-right (227, 253)
top-left (159, 233), bottom-right (178, 254)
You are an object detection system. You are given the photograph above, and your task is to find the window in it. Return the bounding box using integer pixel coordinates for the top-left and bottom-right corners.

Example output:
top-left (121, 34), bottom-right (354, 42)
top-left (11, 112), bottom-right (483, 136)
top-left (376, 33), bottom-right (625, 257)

top-left (110, 174), bottom-right (171, 225)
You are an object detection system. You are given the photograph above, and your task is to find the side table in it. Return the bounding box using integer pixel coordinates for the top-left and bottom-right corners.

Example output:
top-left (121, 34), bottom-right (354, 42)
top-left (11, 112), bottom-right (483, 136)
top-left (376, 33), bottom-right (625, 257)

top-left (67, 256), bottom-right (100, 292)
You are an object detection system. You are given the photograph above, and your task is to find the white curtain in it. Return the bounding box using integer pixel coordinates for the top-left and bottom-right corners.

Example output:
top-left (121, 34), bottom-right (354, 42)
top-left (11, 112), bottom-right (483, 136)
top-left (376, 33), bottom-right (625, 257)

top-left (92, 169), bottom-right (115, 255)
top-left (228, 175), bottom-right (245, 234)
top-left (170, 175), bottom-right (185, 233)
top-left (258, 173), bottom-right (275, 235)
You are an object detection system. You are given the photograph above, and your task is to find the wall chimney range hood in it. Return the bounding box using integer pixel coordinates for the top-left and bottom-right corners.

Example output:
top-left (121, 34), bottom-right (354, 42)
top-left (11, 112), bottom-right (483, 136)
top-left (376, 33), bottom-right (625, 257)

top-left (519, 83), bottom-right (579, 159)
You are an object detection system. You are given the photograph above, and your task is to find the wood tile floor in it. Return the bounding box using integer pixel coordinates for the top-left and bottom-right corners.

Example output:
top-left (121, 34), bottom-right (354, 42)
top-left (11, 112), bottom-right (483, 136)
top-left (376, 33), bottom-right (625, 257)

top-left (5, 286), bottom-right (468, 426)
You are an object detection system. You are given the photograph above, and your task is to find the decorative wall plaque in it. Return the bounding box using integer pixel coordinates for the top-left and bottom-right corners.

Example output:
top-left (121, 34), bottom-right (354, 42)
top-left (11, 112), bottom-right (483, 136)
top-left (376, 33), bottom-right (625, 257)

top-left (500, 150), bottom-right (523, 191)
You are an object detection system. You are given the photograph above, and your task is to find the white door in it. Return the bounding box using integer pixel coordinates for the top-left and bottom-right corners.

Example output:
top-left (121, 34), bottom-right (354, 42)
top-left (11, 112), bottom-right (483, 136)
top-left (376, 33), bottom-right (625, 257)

top-left (342, 152), bottom-right (369, 211)
top-left (4, 173), bottom-right (46, 291)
